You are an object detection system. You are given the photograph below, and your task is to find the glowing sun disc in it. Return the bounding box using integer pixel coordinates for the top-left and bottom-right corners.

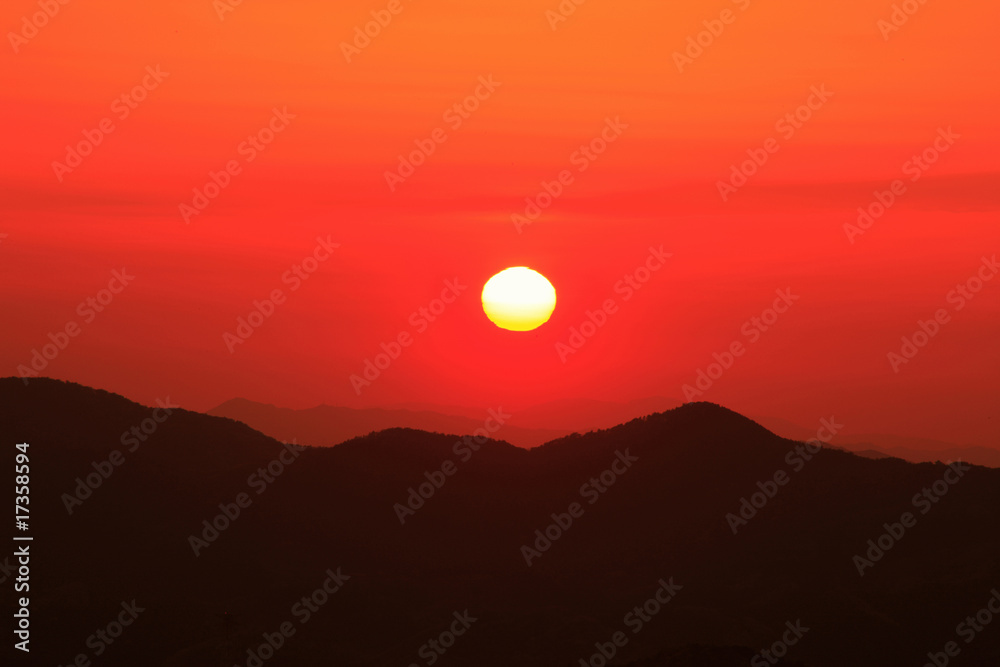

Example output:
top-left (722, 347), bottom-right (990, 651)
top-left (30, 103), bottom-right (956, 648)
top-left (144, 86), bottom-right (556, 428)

top-left (481, 267), bottom-right (556, 331)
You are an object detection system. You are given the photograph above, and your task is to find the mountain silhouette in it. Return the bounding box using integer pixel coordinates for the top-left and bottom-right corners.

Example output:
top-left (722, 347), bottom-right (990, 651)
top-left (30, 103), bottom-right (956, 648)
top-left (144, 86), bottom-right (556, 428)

top-left (3, 377), bottom-right (998, 666)
top-left (208, 397), bottom-right (564, 448)
top-left (754, 415), bottom-right (1000, 468)
top-left (212, 396), bottom-right (1000, 469)
top-left (383, 396), bottom-right (684, 432)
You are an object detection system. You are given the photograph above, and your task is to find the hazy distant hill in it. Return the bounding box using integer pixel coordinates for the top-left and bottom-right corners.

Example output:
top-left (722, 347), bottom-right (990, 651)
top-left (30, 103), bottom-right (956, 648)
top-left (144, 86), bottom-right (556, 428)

top-left (3, 377), bottom-right (999, 666)
top-left (208, 397), bottom-right (565, 448)
top-left (208, 396), bottom-right (683, 449)
top-left (386, 396), bottom-right (684, 432)
top-left (755, 415), bottom-right (1000, 467)
top-left (213, 397), bottom-right (999, 468)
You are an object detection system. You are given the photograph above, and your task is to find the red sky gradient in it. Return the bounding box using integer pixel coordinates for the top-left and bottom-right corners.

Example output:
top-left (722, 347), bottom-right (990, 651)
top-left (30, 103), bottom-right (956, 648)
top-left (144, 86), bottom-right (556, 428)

top-left (2, 0), bottom-right (998, 447)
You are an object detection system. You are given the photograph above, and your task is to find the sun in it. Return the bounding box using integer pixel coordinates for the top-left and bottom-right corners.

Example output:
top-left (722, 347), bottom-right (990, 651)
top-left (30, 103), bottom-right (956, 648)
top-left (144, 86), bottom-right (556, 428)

top-left (481, 267), bottom-right (557, 331)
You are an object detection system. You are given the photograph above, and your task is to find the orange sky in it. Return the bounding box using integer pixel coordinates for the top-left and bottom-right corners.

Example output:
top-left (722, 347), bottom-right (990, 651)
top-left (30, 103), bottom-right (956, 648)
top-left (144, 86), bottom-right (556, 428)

top-left (2, 0), bottom-right (998, 446)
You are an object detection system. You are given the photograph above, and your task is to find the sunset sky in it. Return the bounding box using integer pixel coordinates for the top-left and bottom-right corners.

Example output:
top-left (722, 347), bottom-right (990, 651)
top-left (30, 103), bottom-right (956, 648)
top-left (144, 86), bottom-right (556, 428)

top-left (2, 0), bottom-right (998, 447)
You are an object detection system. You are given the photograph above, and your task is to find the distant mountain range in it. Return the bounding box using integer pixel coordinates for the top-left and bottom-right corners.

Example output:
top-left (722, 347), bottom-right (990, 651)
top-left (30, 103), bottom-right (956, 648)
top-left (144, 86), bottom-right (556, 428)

top-left (753, 415), bottom-right (1000, 468)
top-left (380, 396), bottom-right (685, 432)
top-left (211, 396), bottom-right (1000, 468)
top-left (4, 377), bottom-right (999, 666)
top-left (208, 397), bottom-right (566, 448)
top-left (208, 395), bottom-right (689, 449)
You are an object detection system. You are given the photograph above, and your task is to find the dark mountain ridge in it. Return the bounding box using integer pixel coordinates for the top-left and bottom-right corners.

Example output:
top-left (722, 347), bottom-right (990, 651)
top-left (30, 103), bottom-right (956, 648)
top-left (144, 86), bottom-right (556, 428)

top-left (2, 377), bottom-right (998, 667)
top-left (212, 394), bottom-right (1000, 468)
